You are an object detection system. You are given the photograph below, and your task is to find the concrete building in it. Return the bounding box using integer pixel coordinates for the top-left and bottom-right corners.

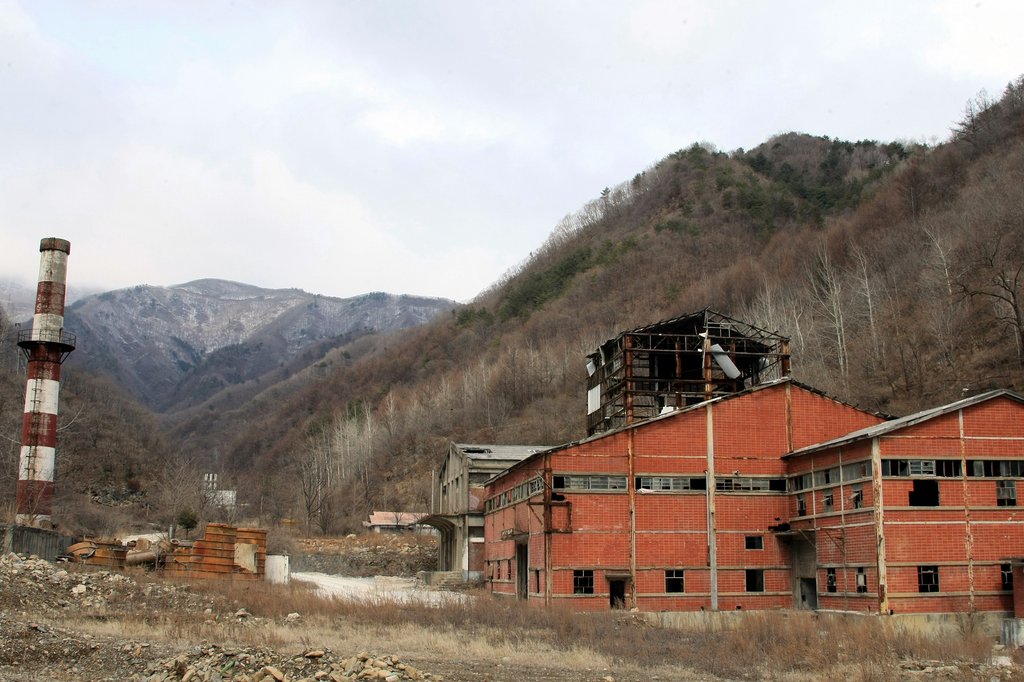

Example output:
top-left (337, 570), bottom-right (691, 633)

top-left (424, 443), bottom-right (551, 579)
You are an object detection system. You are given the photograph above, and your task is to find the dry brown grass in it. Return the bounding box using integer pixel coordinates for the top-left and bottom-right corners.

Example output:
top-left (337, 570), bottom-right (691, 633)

top-left (83, 574), bottom-right (996, 680)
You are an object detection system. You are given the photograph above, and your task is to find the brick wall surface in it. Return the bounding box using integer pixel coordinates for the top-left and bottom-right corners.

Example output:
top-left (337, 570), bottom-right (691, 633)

top-left (482, 384), bottom-right (1024, 616)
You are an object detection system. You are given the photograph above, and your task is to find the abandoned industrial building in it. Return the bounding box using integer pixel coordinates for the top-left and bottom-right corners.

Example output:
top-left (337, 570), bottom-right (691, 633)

top-left (469, 309), bottom-right (1024, 615)
top-left (424, 442), bottom-right (552, 580)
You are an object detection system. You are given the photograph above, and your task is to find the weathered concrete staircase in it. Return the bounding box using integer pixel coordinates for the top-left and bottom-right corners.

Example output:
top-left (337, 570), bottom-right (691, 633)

top-left (417, 570), bottom-right (465, 590)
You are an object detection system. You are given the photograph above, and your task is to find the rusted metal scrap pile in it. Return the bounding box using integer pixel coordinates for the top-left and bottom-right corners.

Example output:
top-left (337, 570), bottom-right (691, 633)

top-left (66, 523), bottom-right (268, 579)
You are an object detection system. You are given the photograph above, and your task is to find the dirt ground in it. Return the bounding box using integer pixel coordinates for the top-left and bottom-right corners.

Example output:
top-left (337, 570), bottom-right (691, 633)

top-left (1, 547), bottom-right (1020, 682)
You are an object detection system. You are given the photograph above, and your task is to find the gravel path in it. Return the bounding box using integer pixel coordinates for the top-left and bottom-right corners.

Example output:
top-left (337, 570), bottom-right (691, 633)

top-left (292, 572), bottom-right (467, 605)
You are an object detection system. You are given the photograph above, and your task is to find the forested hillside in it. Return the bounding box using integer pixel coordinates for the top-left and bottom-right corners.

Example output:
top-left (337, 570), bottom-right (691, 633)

top-left (3, 78), bottom-right (1022, 537)
top-left (230, 78), bottom-right (1023, 533)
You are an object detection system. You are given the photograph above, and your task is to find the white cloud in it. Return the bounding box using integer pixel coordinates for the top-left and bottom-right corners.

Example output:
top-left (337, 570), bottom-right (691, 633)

top-left (927, 0), bottom-right (1024, 80)
top-left (2, 1), bottom-right (1023, 304)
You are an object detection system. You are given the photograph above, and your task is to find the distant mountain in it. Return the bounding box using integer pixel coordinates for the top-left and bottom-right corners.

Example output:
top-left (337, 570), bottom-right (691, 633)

top-left (61, 279), bottom-right (455, 411)
top-left (0, 279), bottom-right (37, 322)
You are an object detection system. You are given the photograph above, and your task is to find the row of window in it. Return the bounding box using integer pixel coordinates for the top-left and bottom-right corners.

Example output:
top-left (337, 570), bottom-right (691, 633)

top-left (796, 484), bottom-right (864, 515)
top-left (791, 459), bottom-right (1024, 492)
top-left (572, 568), bottom-right (765, 594)
top-left (790, 461), bottom-right (871, 491)
top-left (491, 464), bottom-right (1024, 512)
top-left (485, 476), bottom-right (544, 512)
top-left (825, 566), bottom-right (869, 593)
top-left (519, 564), bottom-right (1014, 595)
top-left (553, 474), bottom-right (786, 493)
top-left (797, 479), bottom-right (1017, 514)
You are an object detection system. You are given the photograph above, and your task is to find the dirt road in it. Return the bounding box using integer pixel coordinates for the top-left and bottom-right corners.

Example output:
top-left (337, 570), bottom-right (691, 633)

top-left (292, 572), bottom-right (467, 605)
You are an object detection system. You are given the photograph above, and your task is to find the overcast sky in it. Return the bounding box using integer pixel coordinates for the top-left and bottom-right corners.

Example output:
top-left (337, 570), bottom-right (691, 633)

top-left (1, 1), bottom-right (1022, 303)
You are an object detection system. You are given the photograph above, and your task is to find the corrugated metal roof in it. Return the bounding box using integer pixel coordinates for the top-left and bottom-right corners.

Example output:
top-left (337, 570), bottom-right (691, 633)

top-left (365, 511), bottom-right (428, 527)
top-left (453, 443), bottom-right (554, 462)
top-left (784, 389), bottom-right (1024, 458)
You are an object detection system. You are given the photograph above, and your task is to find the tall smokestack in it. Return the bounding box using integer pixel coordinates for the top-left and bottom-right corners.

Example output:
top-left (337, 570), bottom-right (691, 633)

top-left (15, 237), bottom-right (75, 528)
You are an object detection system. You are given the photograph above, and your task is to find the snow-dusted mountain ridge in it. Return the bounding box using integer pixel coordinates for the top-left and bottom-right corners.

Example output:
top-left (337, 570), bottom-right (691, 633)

top-left (59, 279), bottom-right (455, 411)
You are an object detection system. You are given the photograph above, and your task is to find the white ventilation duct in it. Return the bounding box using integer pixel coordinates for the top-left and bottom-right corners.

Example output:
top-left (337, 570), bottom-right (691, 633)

top-left (710, 344), bottom-right (742, 379)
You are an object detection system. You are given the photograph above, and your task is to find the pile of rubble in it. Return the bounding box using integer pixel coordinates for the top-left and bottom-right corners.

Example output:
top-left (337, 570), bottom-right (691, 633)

top-left (142, 647), bottom-right (438, 682)
top-left (0, 553), bottom-right (442, 681)
top-left (0, 552), bottom-right (224, 615)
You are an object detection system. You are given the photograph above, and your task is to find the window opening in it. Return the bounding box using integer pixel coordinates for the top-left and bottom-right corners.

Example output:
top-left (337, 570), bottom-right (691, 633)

top-left (851, 484), bottom-right (864, 509)
top-left (665, 569), bottom-right (685, 593)
top-left (745, 569), bottom-right (765, 592)
top-left (797, 494), bottom-right (806, 516)
top-left (917, 566), bottom-right (940, 593)
top-left (554, 475), bottom-right (627, 491)
top-left (744, 535), bottom-right (764, 550)
top-left (1002, 564), bottom-right (1014, 591)
top-left (635, 476), bottom-right (705, 492)
top-left (826, 567), bottom-right (837, 593)
top-left (856, 567), bottom-right (867, 593)
top-left (909, 479), bottom-right (939, 506)
top-left (573, 569), bottom-right (594, 594)
top-left (997, 480), bottom-right (1017, 506)
top-left (823, 488), bottom-right (834, 512)
top-left (908, 460), bottom-right (935, 476)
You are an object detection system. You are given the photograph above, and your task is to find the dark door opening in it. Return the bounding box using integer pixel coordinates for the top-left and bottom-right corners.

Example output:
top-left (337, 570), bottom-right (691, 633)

top-left (515, 543), bottom-right (528, 600)
top-left (799, 578), bottom-right (818, 609)
top-left (609, 579), bottom-right (627, 609)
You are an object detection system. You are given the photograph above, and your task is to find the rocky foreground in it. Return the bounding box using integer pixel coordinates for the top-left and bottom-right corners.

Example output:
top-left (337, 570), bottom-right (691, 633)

top-left (0, 552), bottom-right (439, 682)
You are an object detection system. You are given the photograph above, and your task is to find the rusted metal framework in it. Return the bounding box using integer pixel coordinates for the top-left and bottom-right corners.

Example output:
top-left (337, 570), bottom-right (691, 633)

top-left (586, 308), bottom-right (790, 435)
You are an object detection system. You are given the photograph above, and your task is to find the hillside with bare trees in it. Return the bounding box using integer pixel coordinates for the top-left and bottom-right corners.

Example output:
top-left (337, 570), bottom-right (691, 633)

top-left (3, 77), bottom-right (1023, 537)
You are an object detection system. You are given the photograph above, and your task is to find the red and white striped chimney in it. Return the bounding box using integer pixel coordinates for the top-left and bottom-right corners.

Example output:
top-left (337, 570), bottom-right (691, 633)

top-left (15, 237), bottom-right (75, 528)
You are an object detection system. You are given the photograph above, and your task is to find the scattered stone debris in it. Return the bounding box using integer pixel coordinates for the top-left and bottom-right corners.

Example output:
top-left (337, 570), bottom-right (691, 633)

top-left (0, 552), bottom-right (443, 682)
top-left (141, 647), bottom-right (439, 682)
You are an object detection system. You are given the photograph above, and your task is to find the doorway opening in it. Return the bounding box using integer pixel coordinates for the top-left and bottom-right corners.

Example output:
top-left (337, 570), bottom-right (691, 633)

top-left (609, 579), bottom-right (627, 609)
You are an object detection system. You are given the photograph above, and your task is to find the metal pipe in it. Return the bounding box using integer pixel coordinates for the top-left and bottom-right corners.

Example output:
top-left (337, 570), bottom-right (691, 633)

top-left (16, 238), bottom-right (74, 528)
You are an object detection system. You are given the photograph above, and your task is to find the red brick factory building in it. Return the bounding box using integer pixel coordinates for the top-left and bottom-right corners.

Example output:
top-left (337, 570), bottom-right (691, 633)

top-left (481, 310), bottom-right (1024, 618)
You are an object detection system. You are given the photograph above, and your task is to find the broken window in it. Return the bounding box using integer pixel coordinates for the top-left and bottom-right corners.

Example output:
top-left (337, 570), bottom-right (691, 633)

top-left (856, 567), bottom-right (868, 593)
top-left (554, 475), bottom-right (627, 491)
top-left (745, 569), bottom-right (765, 592)
top-left (851, 484), bottom-right (864, 509)
top-left (883, 459), bottom-right (961, 477)
top-left (715, 477), bottom-right (786, 492)
top-left (909, 479), bottom-right (939, 506)
top-left (797, 494), bottom-right (806, 516)
top-left (745, 535), bottom-right (764, 550)
top-left (823, 489), bottom-right (834, 512)
top-left (665, 569), bottom-right (685, 593)
top-left (573, 569), bottom-right (594, 594)
top-left (917, 566), bottom-right (940, 593)
top-left (842, 461), bottom-right (870, 482)
top-left (814, 468), bottom-right (836, 487)
top-left (789, 473), bottom-right (811, 492)
top-left (826, 567), bottom-right (837, 593)
top-left (1002, 564), bottom-right (1013, 591)
top-left (997, 480), bottom-right (1017, 506)
top-left (908, 460), bottom-right (936, 476)
top-left (969, 460), bottom-right (1024, 477)
top-left (635, 476), bottom-right (705, 492)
